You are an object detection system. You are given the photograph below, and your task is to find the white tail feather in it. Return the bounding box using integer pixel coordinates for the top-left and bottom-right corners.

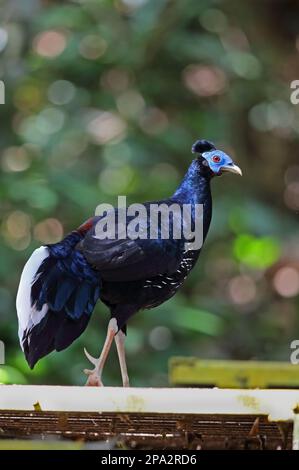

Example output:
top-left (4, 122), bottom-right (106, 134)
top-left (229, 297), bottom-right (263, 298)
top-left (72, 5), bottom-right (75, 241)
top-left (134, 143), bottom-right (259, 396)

top-left (16, 246), bottom-right (49, 349)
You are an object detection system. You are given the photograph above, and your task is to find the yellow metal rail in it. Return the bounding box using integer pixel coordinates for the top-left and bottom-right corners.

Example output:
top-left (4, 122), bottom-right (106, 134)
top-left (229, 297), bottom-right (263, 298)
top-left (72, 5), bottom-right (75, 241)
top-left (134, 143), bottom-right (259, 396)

top-left (169, 358), bottom-right (299, 389)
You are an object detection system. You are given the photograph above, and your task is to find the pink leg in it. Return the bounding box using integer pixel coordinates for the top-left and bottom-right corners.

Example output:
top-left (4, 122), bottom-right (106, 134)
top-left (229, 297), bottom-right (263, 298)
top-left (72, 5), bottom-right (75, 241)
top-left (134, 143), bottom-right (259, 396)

top-left (83, 318), bottom-right (118, 386)
top-left (115, 330), bottom-right (130, 387)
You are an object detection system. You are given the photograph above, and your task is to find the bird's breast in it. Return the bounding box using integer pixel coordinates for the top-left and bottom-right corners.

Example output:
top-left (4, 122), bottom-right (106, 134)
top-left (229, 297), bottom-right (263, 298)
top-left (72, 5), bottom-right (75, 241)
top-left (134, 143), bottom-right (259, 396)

top-left (141, 249), bottom-right (200, 306)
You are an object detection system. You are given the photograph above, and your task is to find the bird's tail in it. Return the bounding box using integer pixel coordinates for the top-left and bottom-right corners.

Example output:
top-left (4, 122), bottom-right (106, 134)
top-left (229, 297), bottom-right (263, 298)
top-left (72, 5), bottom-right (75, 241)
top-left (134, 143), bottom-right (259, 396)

top-left (16, 242), bottom-right (100, 369)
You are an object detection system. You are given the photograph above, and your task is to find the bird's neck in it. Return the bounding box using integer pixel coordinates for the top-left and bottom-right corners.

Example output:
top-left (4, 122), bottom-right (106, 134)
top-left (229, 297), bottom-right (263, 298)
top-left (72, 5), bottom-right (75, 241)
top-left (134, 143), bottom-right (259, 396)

top-left (173, 159), bottom-right (212, 205)
top-left (172, 160), bottom-right (213, 240)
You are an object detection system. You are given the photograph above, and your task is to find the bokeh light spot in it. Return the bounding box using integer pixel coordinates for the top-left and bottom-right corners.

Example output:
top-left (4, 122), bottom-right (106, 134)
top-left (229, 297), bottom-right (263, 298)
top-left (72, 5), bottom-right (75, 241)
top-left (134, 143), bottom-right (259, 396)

top-left (284, 182), bottom-right (299, 211)
top-left (33, 30), bottom-right (67, 58)
top-left (34, 218), bottom-right (64, 244)
top-left (139, 107), bottom-right (169, 135)
top-left (183, 64), bottom-right (227, 97)
top-left (87, 111), bottom-right (127, 144)
top-left (149, 326), bottom-right (172, 351)
top-left (79, 34), bottom-right (107, 60)
top-left (199, 8), bottom-right (228, 34)
top-left (0, 27), bottom-right (8, 52)
top-left (228, 275), bottom-right (257, 305)
top-left (99, 165), bottom-right (134, 194)
top-left (116, 90), bottom-right (145, 118)
top-left (273, 267), bottom-right (299, 298)
top-left (101, 68), bottom-right (131, 93)
top-left (233, 234), bottom-right (281, 269)
top-left (48, 80), bottom-right (76, 105)
top-left (14, 84), bottom-right (42, 111)
top-left (1, 146), bottom-right (31, 172)
top-left (3, 211), bottom-right (31, 251)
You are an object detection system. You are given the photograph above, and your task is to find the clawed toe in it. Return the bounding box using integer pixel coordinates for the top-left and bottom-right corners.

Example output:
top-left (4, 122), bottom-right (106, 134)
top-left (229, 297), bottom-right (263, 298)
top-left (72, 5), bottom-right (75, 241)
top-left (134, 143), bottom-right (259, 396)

top-left (83, 347), bottom-right (104, 386)
top-left (82, 322), bottom-right (118, 387)
top-left (84, 347), bottom-right (98, 367)
top-left (84, 369), bottom-right (104, 387)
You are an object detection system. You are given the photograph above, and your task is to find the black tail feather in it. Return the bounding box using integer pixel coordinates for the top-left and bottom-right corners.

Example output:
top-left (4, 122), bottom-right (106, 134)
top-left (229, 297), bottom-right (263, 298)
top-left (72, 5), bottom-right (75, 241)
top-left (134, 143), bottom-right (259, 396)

top-left (23, 309), bottom-right (90, 369)
top-left (25, 249), bottom-right (101, 368)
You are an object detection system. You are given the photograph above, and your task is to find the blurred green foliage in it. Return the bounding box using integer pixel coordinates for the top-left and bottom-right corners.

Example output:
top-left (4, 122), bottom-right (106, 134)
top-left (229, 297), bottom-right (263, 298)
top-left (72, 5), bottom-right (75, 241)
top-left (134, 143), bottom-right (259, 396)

top-left (0, 0), bottom-right (299, 386)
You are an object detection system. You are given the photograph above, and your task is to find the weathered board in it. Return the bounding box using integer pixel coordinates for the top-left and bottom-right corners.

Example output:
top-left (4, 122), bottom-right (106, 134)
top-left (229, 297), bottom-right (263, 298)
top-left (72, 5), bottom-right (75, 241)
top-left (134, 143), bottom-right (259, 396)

top-left (293, 409), bottom-right (299, 450)
top-left (0, 410), bottom-right (293, 450)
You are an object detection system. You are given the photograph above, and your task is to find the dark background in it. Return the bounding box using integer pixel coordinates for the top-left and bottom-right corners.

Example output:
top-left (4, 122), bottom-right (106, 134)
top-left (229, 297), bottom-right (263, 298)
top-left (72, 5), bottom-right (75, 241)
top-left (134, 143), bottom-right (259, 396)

top-left (0, 0), bottom-right (298, 386)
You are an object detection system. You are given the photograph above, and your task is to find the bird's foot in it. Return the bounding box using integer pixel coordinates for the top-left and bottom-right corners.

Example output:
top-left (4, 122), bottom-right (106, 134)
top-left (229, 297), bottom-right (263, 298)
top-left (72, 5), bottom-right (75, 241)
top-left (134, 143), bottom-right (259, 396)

top-left (83, 347), bottom-right (103, 387)
top-left (84, 368), bottom-right (104, 387)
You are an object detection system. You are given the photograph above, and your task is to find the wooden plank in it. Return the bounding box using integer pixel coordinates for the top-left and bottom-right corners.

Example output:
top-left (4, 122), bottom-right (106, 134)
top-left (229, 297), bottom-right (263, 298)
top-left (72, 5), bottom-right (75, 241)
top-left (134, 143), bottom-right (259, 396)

top-left (1, 385), bottom-right (299, 421)
top-left (293, 408), bottom-right (299, 450)
top-left (0, 411), bottom-right (293, 450)
top-left (169, 358), bottom-right (299, 389)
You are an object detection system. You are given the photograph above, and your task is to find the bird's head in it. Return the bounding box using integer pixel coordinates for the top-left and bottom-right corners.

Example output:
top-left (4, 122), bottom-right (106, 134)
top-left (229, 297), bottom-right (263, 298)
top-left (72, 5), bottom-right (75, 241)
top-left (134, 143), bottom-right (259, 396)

top-left (192, 139), bottom-right (242, 177)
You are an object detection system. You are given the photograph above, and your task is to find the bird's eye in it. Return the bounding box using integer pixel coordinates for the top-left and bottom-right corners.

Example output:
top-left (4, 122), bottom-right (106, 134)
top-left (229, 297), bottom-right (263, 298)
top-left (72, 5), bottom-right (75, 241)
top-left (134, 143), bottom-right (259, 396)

top-left (212, 155), bottom-right (221, 163)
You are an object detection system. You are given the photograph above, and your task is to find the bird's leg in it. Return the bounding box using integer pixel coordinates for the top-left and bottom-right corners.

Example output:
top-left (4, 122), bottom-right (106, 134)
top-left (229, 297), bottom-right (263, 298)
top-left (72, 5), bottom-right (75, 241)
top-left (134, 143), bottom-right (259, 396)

top-left (114, 329), bottom-right (130, 387)
top-left (83, 318), bottom-right (118, 386)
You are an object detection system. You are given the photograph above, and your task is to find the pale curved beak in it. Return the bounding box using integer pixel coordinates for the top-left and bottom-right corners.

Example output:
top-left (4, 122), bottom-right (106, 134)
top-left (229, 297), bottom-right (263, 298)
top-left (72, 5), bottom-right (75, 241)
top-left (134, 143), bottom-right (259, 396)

top-left (221, 163), bottom-right (243, 176)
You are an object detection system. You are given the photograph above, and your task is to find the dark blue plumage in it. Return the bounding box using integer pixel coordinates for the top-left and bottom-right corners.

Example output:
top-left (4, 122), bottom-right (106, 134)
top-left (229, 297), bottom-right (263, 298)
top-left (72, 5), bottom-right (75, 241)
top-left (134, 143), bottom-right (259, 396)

top-left (16, 140), bottom-right (242, 381)
top-left (23, 231), bottom-right (101, 367)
